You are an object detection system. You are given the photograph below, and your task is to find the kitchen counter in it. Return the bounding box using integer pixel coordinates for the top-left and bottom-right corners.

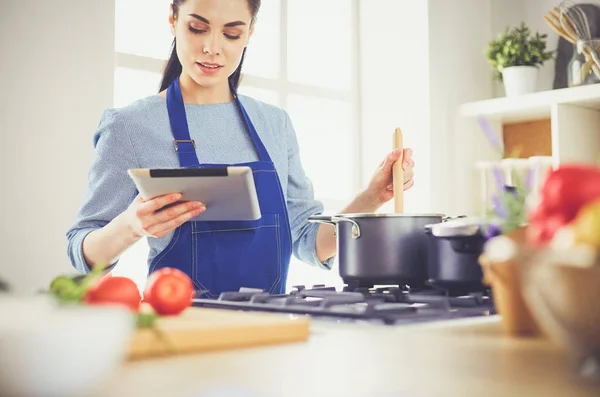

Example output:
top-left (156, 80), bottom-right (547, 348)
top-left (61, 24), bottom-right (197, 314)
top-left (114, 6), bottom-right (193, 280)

top-left (96, 315), bottom-right (600, 397)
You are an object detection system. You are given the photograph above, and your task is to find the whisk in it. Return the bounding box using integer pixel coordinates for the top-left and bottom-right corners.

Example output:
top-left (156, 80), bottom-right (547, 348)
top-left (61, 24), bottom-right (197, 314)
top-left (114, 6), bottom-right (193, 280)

top-left (559, 1), bottom-right (600, 64)
top-left (559, 1), bottom-right (591, 41)
top-left (544, 1), bottom-right (600, 80)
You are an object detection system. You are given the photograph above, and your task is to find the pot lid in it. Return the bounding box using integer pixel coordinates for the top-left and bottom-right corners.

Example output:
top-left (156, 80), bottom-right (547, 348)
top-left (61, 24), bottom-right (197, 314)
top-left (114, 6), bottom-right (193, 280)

top-left (426, 217), bottom-right (485, 237)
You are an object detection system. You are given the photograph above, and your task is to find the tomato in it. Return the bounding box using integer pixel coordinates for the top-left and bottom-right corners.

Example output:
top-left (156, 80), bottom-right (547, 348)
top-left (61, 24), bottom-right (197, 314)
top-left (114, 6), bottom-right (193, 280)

top-left (84, 276), bottom-right (141, 312)
top-left (143, 268), bottom-right (194, 316)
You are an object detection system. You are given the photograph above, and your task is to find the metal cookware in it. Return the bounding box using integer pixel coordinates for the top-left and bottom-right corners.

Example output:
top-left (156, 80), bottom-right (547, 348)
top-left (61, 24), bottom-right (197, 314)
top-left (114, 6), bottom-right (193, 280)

top-left (424, 217), bottom-right (487, 295)
top-left (308, 213), bottom-right (445, 288)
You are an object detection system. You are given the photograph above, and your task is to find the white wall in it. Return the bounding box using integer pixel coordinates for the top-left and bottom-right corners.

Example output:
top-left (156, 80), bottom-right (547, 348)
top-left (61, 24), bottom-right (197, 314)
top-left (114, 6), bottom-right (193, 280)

top-left (0, 1), bottom-right (115, 293)
top-left (359, 0), bottom-right (432, 214)
top-left (358, 0), bottom-right (504, 216)
top-left (489, 0), bottom-right (526, 96)
top-left (427, 0), bottom-right (496, 216)
top-left (524, 0), bottom-right (559, 92)
top-left (358, 0), bottom-right (499, 216)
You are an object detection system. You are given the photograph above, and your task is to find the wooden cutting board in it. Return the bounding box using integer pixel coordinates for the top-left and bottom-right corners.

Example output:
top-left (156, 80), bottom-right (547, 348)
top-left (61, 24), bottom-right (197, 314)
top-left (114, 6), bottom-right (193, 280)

top-left (127, 307), bottom-right (311, 360)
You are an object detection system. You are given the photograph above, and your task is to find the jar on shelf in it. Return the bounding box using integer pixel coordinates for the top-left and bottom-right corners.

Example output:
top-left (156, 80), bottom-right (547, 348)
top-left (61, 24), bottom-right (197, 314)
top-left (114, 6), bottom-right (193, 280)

top-left (568, 39), bottom-right (600, 87)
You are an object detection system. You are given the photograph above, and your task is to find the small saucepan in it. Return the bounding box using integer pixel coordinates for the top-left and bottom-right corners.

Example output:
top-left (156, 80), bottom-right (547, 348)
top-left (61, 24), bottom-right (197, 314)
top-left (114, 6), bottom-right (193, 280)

top-left (308, 213), bottom-right (445, 288)
top-left (424, 217), bottom-right (488, 295)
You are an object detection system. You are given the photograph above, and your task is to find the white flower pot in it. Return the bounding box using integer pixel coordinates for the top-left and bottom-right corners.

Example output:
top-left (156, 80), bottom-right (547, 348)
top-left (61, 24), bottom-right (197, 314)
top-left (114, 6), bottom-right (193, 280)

top-left (502, 66), bottom-right (538, 97)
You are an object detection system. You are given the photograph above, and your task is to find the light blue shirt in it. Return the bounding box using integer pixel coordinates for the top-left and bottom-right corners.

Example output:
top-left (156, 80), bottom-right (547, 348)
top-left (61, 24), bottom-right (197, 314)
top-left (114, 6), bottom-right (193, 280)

top-left (66, 94), bottom-right (333, 274)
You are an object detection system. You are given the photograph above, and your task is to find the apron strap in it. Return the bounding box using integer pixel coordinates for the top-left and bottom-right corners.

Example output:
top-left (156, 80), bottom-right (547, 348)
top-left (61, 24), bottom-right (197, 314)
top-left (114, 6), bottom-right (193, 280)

top-left (167, 78), bottom-right (200, 168)
top-left (166, 77), bottom-right (274, 168)
top-left (232, 87), bottom-right (272, 163)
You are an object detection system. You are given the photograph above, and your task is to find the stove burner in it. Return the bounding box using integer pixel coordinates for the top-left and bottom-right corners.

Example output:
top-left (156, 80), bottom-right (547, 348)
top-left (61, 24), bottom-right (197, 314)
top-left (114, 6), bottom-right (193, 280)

top-left (193, 283), bottom-right (495, 325)
top-left (345, 284), bottom-right (494, 309)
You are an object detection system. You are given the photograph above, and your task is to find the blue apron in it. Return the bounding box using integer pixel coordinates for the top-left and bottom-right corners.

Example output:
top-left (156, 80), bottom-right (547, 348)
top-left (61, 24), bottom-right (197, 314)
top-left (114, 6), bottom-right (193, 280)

top-left (149, 78), bottom-right (293, 298)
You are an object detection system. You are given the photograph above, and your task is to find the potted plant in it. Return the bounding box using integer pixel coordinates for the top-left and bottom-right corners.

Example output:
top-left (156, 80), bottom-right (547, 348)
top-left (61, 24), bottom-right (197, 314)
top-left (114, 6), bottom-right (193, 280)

top-left (486, 22), bottom-right (554, 97)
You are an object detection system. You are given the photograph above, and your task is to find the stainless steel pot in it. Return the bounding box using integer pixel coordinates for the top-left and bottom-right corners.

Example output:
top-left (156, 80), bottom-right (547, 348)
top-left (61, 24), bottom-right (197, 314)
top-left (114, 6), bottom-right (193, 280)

top-left (308, 213), bottom-right (445, 288)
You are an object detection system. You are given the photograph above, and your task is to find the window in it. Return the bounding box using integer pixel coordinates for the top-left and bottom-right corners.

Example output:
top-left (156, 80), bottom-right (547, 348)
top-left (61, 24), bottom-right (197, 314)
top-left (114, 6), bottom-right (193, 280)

top-left (115, 0), bottom-right (173, 60)
top-left (286, 94), bottom-right (354, 199)
top-left (114, 67), bottom-right (162, 108)
top-left (241, 0), bottom-right (281, 79)
top-left (113, 0), bottom-right (360, 291)
top-left (286, 0), bottom-right (353, 91)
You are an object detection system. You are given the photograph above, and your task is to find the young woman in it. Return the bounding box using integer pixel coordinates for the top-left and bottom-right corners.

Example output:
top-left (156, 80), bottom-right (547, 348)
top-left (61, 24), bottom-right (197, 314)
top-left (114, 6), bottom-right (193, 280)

top-left (67, 0), bottom-right (415, 297)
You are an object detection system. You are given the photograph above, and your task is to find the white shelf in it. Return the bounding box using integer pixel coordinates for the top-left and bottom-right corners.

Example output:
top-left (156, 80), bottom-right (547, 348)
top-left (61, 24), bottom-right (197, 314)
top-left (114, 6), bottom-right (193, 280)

top-left (459, 83), bottom-right (600, 122)
top-left (451, 83), bottom-right (600, 218)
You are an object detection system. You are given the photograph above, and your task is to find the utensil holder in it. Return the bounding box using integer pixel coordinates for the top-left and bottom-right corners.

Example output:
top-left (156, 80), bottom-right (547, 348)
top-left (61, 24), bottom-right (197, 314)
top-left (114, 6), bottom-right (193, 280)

top-left (568, 39), bottom-right (600, 87)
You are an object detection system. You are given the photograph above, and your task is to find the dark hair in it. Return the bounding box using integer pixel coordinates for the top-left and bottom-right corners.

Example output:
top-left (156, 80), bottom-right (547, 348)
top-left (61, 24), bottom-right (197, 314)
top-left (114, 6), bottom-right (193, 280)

top-left (159, 0), bottom-right (261, 92)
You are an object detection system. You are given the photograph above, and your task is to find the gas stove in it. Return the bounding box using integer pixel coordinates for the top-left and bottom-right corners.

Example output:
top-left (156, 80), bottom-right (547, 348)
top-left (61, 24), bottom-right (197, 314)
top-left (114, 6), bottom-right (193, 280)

top-left (192, 284), bottom-right (495, 326)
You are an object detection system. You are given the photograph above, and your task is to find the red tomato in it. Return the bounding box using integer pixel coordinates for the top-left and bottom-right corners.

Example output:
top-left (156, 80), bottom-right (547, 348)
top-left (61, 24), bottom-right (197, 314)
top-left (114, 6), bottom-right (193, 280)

top-left (84, 276), bottom-right (141, 312)
top-left (143, 268), bottom-right (194, 316)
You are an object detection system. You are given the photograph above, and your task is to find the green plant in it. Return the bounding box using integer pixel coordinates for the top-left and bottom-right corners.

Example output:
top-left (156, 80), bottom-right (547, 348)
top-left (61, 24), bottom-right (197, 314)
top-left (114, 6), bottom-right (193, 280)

top-left (477, 116), bottom-right (532, 238)
top-left (483, 168), bottom-right (531, 237)
top-left (486, 22), bottom-right (554, 81)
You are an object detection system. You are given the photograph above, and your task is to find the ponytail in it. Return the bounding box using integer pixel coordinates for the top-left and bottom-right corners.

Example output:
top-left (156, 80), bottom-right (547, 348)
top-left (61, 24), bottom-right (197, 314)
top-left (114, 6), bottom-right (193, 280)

top-left (158, 40), bottom-right (248, 92)
top-left (159, 39), bottom-right (182, 92)
top-left (228, 48), bottom-right (247, 90)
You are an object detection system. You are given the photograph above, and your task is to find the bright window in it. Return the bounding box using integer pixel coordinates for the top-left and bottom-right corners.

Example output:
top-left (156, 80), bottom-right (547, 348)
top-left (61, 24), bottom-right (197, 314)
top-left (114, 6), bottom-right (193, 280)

top-left (287, 94), bottom-right (354, 199)
top-left (114, 67), bottom-right (162, 108)
top-left (113, 0), bottom-right (359, 291)
top-left (243, 0), bottom-right (281, 79)
top-left (115, 0), bottom-right (173, 60)
top-left (287, 0), bottom-right (353, 90)
top-left (237, 85), bottom-right (280, 107)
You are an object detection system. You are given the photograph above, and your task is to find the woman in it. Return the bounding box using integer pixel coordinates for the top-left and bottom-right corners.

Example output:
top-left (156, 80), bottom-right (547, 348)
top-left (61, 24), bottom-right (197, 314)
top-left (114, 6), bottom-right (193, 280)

top-left (67, 0), bottom-right (415, 297)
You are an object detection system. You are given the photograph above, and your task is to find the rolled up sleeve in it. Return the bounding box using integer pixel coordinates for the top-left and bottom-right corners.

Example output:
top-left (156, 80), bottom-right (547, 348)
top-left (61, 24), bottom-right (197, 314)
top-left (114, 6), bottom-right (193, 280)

top-left (282, 110), bottom-right (335, 270)
top-left (66, 109), bottom-right (139, 273)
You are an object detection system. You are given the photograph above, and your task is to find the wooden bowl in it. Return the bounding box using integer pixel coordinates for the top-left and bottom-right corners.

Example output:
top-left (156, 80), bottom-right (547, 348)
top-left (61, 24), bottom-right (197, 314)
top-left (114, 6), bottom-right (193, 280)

top-left (522, 253), bottom-right (600, 366)
top-left (479, 227), bottom-right (542, 337)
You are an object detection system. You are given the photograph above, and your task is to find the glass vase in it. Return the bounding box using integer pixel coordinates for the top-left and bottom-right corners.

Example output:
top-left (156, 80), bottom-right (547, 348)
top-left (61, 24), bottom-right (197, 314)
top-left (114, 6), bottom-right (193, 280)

top-left (568, 39), bottom-right (600, 87)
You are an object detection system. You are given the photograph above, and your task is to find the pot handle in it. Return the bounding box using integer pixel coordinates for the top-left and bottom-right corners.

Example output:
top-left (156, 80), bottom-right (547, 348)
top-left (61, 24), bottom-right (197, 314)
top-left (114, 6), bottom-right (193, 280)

top-left (442, 215), bottom-right (467, 222)
top-left (307, 215), bottom-right (338, 237)
top-left (307, 215), bottom-right (336, 226)
top-left (331, 216), bottom-right (361, 239)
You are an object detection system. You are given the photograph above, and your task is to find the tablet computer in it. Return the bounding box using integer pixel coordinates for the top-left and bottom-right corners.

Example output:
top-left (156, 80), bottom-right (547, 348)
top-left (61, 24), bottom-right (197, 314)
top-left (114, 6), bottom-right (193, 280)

top-left (127, 166), bottom-right (261, 221)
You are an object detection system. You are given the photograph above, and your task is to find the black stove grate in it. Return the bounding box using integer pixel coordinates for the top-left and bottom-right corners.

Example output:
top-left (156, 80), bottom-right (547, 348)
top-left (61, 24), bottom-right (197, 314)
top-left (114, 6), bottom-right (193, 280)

top-left (192, 284), bottom-right (495, 325)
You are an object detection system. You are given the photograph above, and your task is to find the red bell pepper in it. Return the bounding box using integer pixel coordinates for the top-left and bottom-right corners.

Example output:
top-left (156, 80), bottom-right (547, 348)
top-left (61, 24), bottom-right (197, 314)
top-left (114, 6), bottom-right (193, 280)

top-left (539, 164), bottom-right (600, 219)
top-left (527, 163), bottom-right (600, 246)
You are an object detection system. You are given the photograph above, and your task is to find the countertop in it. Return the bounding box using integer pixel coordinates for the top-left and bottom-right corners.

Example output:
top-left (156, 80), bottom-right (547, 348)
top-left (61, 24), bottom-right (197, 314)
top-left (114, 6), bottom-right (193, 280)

top-left (95, 315), bottom-right (600, 397)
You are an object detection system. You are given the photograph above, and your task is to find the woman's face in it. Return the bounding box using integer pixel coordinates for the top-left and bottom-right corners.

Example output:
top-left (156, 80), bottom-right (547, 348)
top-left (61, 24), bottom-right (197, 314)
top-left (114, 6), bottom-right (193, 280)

top-left (170, 0), bottom-right (253, 88)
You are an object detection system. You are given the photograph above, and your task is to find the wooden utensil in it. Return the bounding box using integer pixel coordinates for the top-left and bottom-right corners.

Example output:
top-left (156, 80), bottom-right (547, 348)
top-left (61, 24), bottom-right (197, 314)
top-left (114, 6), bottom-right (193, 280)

top-left (127, 307), bottom-right (311, 360)
top-left (393, 127), bottom-right (404, 213)
top-left (545, 8), bottom-right (600, 78)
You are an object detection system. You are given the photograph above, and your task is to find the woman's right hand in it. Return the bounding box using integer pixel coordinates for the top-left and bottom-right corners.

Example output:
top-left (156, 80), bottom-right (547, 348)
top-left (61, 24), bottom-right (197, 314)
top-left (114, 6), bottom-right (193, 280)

top-left (123, 193), bottom-right (206, 239)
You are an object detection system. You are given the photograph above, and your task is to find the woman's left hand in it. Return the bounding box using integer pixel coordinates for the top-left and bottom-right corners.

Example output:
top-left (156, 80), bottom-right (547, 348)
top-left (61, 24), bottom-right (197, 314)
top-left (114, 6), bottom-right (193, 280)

top-left (362, 148), bottom-right (415, 209)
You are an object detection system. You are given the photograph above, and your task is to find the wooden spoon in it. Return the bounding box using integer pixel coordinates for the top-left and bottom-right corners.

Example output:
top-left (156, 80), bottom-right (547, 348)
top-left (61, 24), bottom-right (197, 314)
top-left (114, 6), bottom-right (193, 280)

top-left (393, 127), bottom-right (404, 213)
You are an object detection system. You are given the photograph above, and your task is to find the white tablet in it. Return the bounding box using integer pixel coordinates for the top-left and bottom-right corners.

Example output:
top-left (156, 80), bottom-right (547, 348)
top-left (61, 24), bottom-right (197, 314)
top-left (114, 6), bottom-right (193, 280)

top-left (127, 166), bottom-right (262, 221)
